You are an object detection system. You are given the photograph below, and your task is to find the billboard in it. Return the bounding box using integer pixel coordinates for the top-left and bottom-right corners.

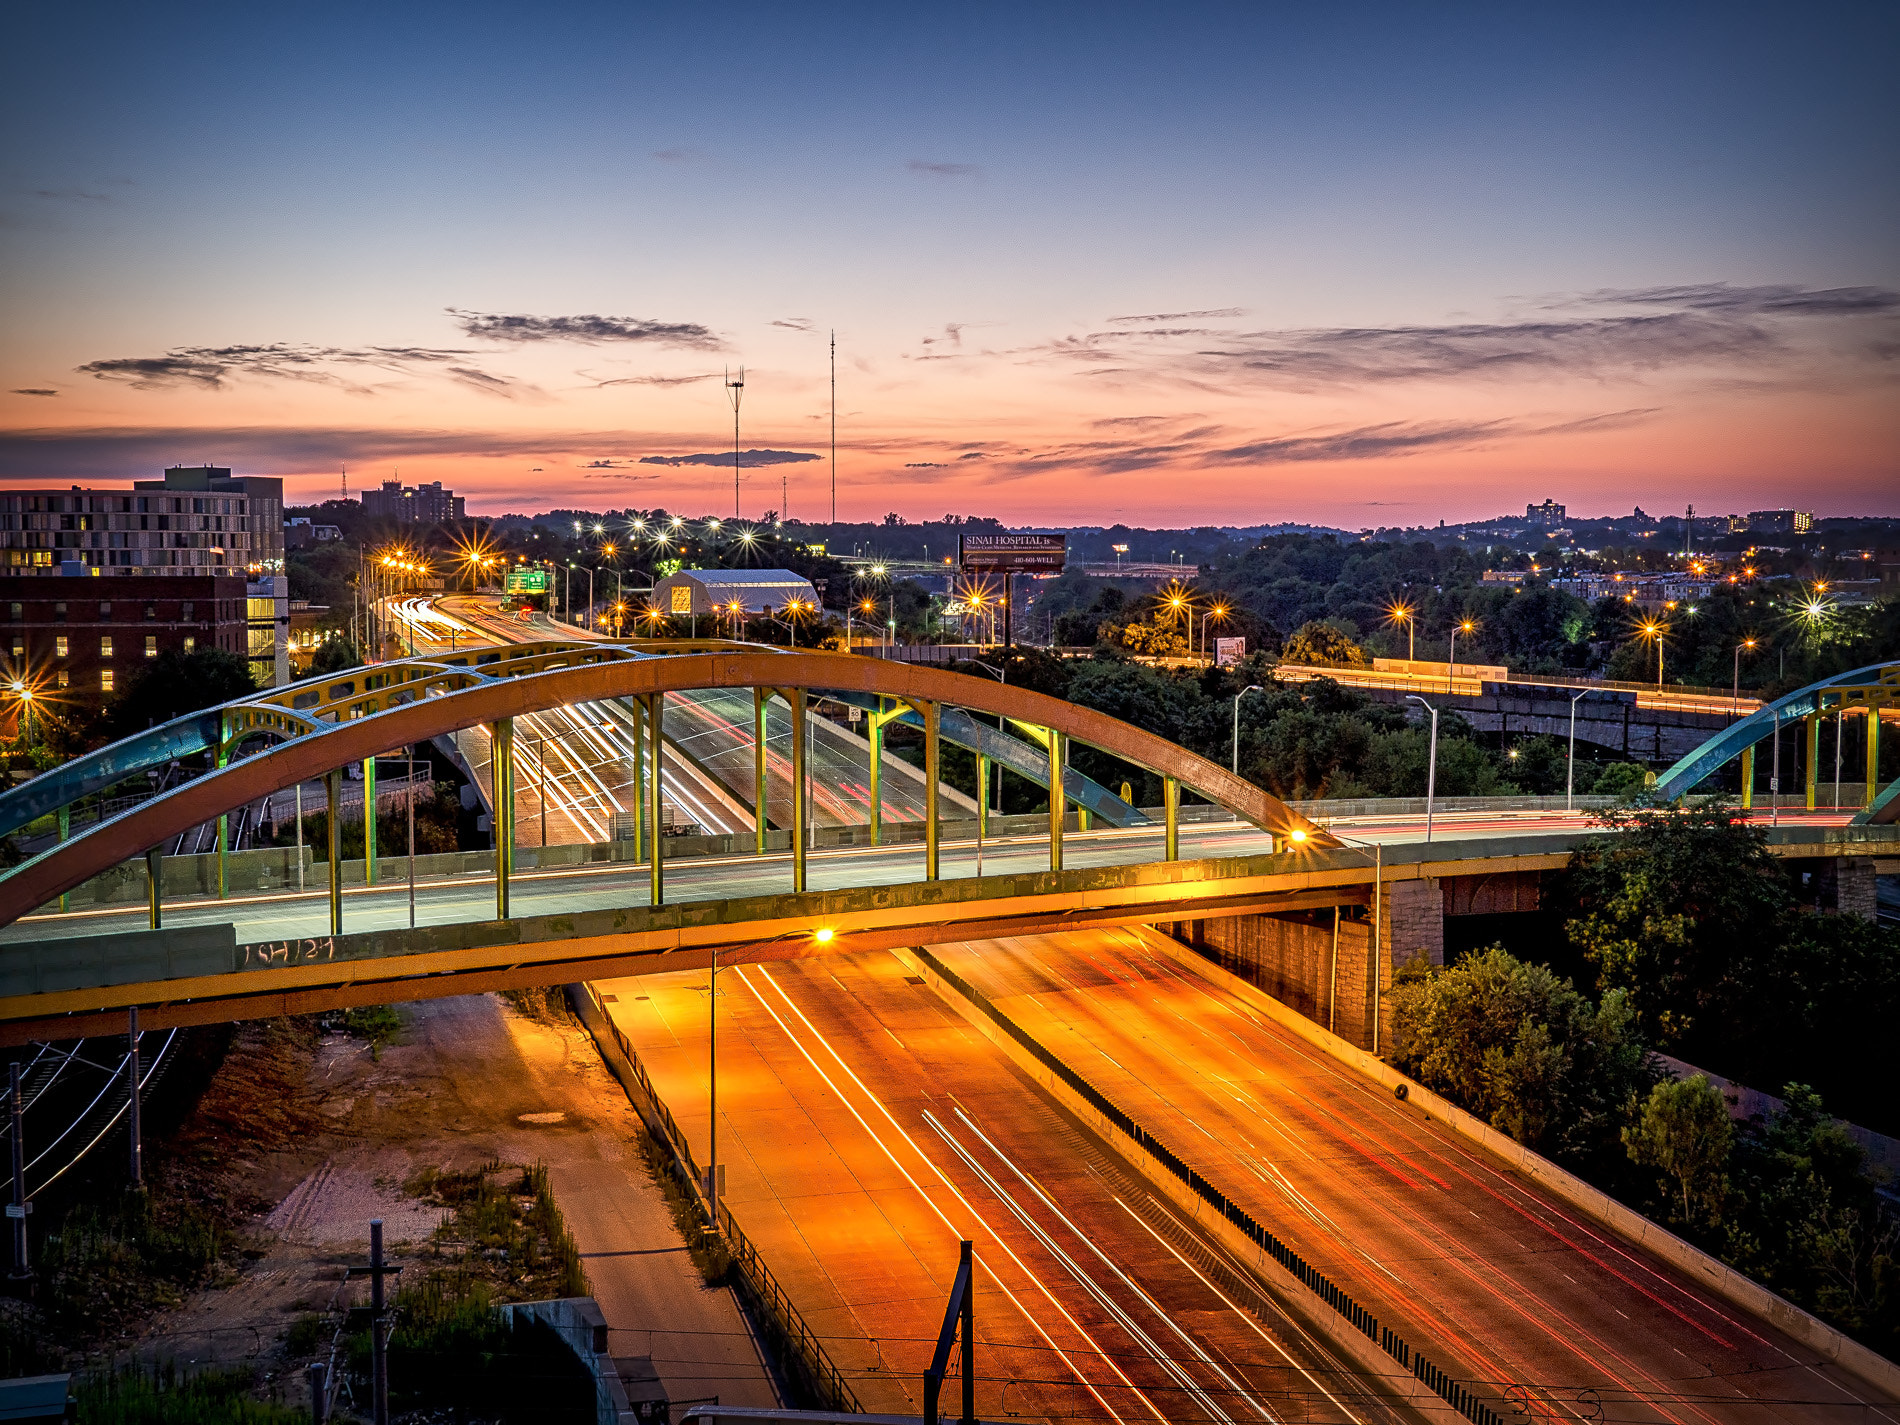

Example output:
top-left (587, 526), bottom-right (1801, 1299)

top-left (669, 585), bottom-right (693, 614)
top-left (504, 566), bottom-right (549, 595)
top-left (1215, 637), bottom-right (1246, 668)
top-left (957, 532), bottom-right (1066, 573)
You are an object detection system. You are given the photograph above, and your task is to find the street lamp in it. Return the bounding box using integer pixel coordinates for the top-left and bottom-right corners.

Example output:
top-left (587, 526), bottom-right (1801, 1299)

top-left (1732, 638), bottom-right (1756, 718)
top-left (1112, 543), bottom-right (1128, 573)
top-left (1637, 619), bottom-right (1667, 689)
top-left (1232, 684), bottom-right (1265, 777)
top-left (1446, 619), bottom-right (1475, 693)
top-left (1386, 602), bottom-right (1416, 662)
top-left (1199, 603), bottom-right (1230, 661)
top-left (1406, 695), bottom-right (1440, 842)
top-left (1566, 690), bottom-right (1587, 812)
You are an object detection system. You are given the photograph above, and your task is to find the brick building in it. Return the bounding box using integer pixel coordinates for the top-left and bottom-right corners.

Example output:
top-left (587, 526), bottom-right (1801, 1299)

top-left (2, 574), bottom-right (251, 710)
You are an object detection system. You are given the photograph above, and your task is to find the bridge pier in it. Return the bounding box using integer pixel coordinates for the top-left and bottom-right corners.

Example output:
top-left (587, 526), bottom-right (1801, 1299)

top-left (145, 845), bottom-right (161, 929)
top-left (975, 754), bottom-right (990, 840)
top-left (1740, 744), bottom-right (1754, 808)
top-left (923, 700), bottom-right (940, 881)
top-left (1868, 710), bottom-right (1883, 810)
top-left (1806, 714), bottom-right (1821, 810)
top-left (1164, 778), bottom-right (1179, 861)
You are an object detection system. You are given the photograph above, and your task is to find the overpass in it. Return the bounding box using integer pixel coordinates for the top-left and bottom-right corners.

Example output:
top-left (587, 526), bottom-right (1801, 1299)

top-left (1276, 661), bottom-right (1756, 762)
top-left (4, 649), bottom-right (1898, 1423)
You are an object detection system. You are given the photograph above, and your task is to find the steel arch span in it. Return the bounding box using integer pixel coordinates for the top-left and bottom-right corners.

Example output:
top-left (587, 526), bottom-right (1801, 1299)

top-left (0, 648), bottom-right (1332, 926)
top-left (1649, 658), bottom-right (1900, 820)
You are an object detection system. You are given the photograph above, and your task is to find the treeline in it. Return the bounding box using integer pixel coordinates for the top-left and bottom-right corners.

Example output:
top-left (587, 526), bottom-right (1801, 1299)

top-left (1388, 803), bottom-right (1900, 1353)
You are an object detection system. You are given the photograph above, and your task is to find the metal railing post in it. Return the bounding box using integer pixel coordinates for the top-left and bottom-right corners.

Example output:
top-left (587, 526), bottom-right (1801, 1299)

top-left (790, 688), bottom-right (808, 893)
top-left (648, 693), bottom-right (664, 907)
top-left (1164, 777), bottom-right (1179, 861)
top-left (326, 770), bottom-right (343, 935)
top-left (923, 700), bottom-right (940, 881)
top-left (363, 755), bottom-right (378, 886)
top-left (1805, 713), bottom-right (1820, 810)
top-left (490, 717), bottom-right (513, 920)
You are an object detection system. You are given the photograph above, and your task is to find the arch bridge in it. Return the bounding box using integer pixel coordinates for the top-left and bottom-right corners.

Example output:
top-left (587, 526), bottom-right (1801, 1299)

top-left (0, 639), bottom-right (1331, 937)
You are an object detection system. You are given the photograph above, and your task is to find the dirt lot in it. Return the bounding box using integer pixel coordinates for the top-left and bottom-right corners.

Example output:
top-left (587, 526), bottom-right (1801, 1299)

top-left (118, 992), bottom-right (777, 1415)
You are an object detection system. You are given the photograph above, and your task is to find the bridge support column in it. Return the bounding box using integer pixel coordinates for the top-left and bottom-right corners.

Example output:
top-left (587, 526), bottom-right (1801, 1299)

top-left (490, 718), bottom-right (514, 921)
top-left (146, 846), bottom-right (162, 930)
top-left (752, 688), bottom-right (767, 855)
top-left (326, 770), bottom-right (343, 935)
top-left (1868, 711), bottom-right (1883, 810)
top-left (57, 804), bottom-right (69, 912)
top-left (867, 702), bottom-right (882, 847)
top-left (1740, 744), bottom-right (1754, 809)
top-left (1806, 714), bottom-right (1820, 810)
top-left (1047, 729), bottom-right (1064, 873)
top-left (790, 688), bottom-right (808, 893)
top-left (363, 756), bottom-right (378, 887)
top-left (975, 755), bottom-right (990, 841)
top-left (1164, 778), bottom-right (1179, 861)
top-left (923, 699), bottom-right (940, 881)
top-left (647, 694), bottom-right (664, 907)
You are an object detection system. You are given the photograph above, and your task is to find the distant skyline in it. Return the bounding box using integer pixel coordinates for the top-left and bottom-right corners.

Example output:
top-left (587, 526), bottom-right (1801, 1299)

top-left (3, 3), bottom-right (1895, 526)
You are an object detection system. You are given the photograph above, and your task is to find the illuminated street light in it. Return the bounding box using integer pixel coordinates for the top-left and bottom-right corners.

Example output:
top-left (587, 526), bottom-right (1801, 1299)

top-left (1386, 601), bottom-right (1416, 662)
top-left (1733, 638), bottom-right (1757, 718)
top-left (1636, 618), bottom-right (1668, 689)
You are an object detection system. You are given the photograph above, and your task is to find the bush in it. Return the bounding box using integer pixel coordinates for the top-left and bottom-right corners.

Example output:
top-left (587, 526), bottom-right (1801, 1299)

top-left (76, 1363), bottom-right (304, 1424)
top-left (1387, 946), bottom-right (1656, 1171)
top-left (1281, 620), bottom-right (1368, 667)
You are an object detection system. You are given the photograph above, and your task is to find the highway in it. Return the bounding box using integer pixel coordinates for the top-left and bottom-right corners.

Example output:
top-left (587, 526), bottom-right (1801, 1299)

top-left (929, 927), bottom-right (1897, 1425)
top-left (599, 948), bottom-right (1415, 1423)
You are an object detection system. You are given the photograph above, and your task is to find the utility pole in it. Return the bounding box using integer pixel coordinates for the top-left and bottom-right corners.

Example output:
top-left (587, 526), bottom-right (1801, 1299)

top-left (726, 367), bottom-right (746, 519)
top-left (347, 1219), bottom-right (400, 1425)
top-left (7, 1062), bottom-right (30, 1282)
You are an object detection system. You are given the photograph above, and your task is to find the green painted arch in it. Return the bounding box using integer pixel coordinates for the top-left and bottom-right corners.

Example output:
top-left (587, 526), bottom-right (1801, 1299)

top-left (0, 649), bottom-right (1332, 925)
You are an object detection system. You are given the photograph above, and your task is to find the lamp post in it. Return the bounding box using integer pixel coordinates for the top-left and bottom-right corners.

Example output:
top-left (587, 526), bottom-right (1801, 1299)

top-left (1446, 619), bottom-right (1474, 693)
top-left (1232, 685), bottom-right (1264, 777)
top-left (1406, 695), bottom-right (1440, 842)
top-left (1639, 619), bottom-right (1666, 689)
top-left (1387, 603), bottom-right (1415, 663)
top-left (1199, 604), bottom-right (1230, 661)
top-left (1732, 639), bottom-right (1756, 718)
top-left (1566, 690), bottom-right (1587, 812)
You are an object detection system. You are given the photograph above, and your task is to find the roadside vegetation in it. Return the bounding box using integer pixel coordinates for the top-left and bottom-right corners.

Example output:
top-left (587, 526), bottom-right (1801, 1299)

top-left (1388, 800), bottom-right (1900, 1356)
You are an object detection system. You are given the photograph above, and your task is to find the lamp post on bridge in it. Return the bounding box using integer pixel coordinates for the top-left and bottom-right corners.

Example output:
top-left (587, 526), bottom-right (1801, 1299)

top-left (1406, 694), bottom-right (1440, 843)
top-left (1232, 685), bottom-right (1265, 778)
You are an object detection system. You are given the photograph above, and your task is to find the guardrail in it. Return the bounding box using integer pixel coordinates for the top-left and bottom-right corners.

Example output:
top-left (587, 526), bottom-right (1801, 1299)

top-left (912, 944), bottom-right (1505, 1425)
top-left (569, 982), bottom-right (861, 1416)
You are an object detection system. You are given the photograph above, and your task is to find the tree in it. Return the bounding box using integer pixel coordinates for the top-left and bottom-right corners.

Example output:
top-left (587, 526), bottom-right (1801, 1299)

top-left (1623, 1075), bottom-right (1733, 1228)
top-left (1387, 946), bottom-right (1655, 1169)
top-left (103, 648), bottom-right (255, 740)
top-left (1281, 620), bottom-right (1368, 667)
top-left (309, 635), bottom-right (361, 676)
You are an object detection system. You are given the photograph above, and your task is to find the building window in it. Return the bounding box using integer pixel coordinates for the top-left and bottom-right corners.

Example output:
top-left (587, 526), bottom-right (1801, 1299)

top-left (54, 635), bottom-right (68, 659)
top-left (53, 602), bottom-right (66, 622)
top-left (182, 601), bottom-right (194, 620)
top-left (56, 671), bottom-right (68, 689)
top-left (99, 602), bottom-right (111, 617)
top-left (8, 640), bottom-right (21, 660)
top-left (145, 635), bottom-right (158, 658)
top-left (6, 603), bottom-right (18, 621)
top-left (100, 636), bottom-right (113, 658)
top-left (144, 604), bottom-right (156, 620)
top-left (183, 636), bottom-right (195, 653)
top-left (100, 669), bottom-right (113, 692)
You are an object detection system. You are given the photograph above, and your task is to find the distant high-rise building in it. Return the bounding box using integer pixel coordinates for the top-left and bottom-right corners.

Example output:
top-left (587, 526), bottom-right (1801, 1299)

top-left (1526, 498), bottom-right (1565, 528)
top-left (1793, 511), bottom-right (1814, 534)
top-left (359, 479), bottom-right (465, 524)
top-left (1, 465), bottom-right (281, 576)
top-left (1747, 510), bottom-right (1797, 534)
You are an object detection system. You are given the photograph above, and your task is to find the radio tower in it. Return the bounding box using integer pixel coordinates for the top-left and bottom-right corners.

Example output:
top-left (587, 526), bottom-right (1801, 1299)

top-left (725, 367), bottom-right (745, 519)
top-left (341, 464), bottom-right (348, 501)
top-left (830, 330), bottom-right (837, 527)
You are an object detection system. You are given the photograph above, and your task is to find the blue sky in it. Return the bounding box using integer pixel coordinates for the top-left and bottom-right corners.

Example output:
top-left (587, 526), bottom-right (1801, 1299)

top-left (3, 2), bottom-right (1894, 522)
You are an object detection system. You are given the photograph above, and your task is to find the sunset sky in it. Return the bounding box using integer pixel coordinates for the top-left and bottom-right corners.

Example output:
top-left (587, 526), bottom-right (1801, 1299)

top-left (3, 3), bottom-right (1895, 527)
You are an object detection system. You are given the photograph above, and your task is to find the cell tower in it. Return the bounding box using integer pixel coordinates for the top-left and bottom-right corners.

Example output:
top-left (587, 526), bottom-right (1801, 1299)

top-left (830, 330), bottom-right (837, 527)
top-left (725, 366), bottom-right (745, 519)
top-left (341, 464), bottom-right (348, 501)
top-left (1684, 503), bottom-right (1694, 557)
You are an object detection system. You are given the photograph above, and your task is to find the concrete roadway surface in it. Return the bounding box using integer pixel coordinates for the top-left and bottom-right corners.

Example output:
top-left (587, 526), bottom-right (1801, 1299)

top-left (598, 949), bottom-right (1416, 1425)
top-left (931, 927), bottom-right (1899, 1425)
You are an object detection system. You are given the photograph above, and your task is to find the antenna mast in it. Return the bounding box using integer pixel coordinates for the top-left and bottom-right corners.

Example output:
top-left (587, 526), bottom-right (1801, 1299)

top-left (725, 367), bottom-right (745, 519)
top-left (341, 464), bottom-right (348, 502)
top-left (830, 330), bottom-right (837, 527)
